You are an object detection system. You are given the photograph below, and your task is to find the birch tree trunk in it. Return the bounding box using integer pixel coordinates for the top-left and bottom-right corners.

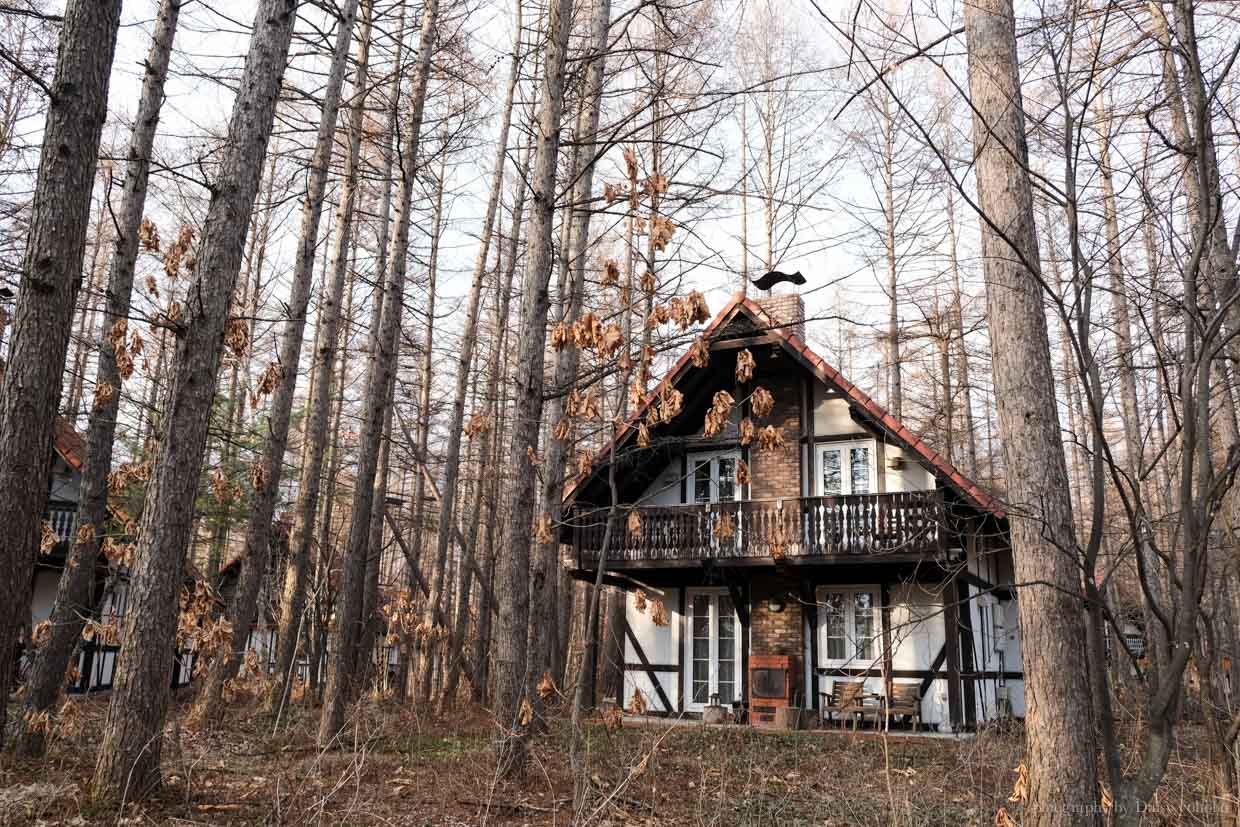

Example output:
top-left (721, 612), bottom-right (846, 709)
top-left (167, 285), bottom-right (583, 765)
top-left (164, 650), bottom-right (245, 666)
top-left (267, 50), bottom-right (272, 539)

top-left (12, 0), bottom-right (178, 758)
top-left (91, 0), bottom-right (300, 799)
top-left (495, 0), bottom-right (575, 771)
top-left (962, 0), bottom-right (1100, 822)
top-left (193, 0), bottom-right (362, 725)
top-left (318, 0), bottom-right (440, 745)
top-left (0, 0), bottom-right (121, 740)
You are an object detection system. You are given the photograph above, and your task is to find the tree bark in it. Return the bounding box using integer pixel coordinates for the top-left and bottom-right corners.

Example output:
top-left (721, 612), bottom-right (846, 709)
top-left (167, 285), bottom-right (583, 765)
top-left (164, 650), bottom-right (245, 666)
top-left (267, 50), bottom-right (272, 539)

top-left (193, 0), bottom-right (362, 726)
top-left (962, 0), bottom-right (1100, 822)
top-left (0, 0), bottom-right (121, 740)
top-left (91, 0), bottom-right (300, 799)
top-left (318, 0), bottom-right (439, 745)
top-left (494, 0), bottom-right (575, 773)
top-left (12, 0), bottom-right (178, 757)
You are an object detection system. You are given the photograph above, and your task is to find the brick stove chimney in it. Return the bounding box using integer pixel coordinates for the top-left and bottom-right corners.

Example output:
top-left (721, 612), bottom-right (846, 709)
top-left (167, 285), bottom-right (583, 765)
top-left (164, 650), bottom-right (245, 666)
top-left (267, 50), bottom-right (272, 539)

top-left (753, 292), bottom-right (805, 341)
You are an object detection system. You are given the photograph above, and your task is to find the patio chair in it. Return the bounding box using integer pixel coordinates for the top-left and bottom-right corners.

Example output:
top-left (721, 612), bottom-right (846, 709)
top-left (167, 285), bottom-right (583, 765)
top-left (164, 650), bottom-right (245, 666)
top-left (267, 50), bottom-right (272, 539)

top-left (822, 680), bottom-right (867, 730)
top-left (883, 682), bottom-right (923, 731)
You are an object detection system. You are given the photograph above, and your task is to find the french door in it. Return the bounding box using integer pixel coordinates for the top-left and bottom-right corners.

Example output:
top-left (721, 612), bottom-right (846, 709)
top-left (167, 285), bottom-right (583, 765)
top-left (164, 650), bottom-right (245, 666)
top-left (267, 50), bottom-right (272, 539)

top-left (685, 590), bottom-right (742, 711)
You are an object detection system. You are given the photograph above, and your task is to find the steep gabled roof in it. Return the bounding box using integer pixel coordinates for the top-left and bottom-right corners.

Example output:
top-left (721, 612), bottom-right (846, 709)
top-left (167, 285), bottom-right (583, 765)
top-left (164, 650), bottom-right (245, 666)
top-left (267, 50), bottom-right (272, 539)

top-left (566, 290), bottom-right (1005, 519)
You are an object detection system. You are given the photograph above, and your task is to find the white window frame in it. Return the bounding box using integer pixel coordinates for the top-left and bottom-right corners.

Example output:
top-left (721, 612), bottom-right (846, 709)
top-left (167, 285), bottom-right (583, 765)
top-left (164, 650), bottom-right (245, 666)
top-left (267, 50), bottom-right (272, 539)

top-left (686, 450), bottom-right (743, 504)
top-left (816, 439), bottom-right (877, 496)
top-left (817, 585), bottom-right (882, 669)
top-left (683, 588), bottom-right (744, 711)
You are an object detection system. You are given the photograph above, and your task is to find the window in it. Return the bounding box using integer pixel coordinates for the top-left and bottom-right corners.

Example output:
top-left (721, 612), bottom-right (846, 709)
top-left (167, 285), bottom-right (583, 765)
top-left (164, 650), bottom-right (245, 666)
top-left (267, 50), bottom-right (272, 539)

top-left (818, 441), bottom-right (875, 496)
top-left (819, 587), bottom-right (880, 666)
top-left (687, 451), bottom-right (741, 504)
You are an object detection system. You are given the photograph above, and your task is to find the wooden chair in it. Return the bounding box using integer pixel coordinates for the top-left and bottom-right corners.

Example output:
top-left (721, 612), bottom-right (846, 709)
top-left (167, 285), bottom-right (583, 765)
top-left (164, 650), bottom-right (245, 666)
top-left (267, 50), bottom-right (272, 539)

top-left (883, 682), bottom-right (923, 731)
top-left (822, 680), bottom-right (867, 730)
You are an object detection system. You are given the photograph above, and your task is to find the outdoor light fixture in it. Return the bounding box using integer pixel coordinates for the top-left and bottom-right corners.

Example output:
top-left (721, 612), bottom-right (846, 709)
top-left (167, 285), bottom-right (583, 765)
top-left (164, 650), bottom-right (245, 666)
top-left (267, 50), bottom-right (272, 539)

top-left (768, 597), bottom-right (786, 613)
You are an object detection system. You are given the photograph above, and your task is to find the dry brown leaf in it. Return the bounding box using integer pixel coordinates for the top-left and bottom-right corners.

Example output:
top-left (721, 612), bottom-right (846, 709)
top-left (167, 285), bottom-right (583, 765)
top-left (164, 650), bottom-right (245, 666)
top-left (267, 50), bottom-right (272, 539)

top-left (651, 600), bottom-right (669, 626)
top-left (751, 386), bottom-right (775, 417)
top-left (737, 459), bottom-right (750, 485)
top-left (535, 513), bottom-right (555, 544)
top-left (550, 321), bottom-right (572, 350)
top-left (537, 671), bottom-right (557, 701)
top-left (736, 348), bottom-right (755, 383)
top-left (40, 522), bottom-right (58, 556)
top-left (633, 591), bottom-right (647, 613)
top-left (93, 381), bottom-right (115, 411)
top-left (627, 510), bottom-right (643, 540)
top-left (1009, 762), bottom-right (1028, 803)
top-left (627, 688), bottom-right (648, 715)
top-left (518, 697), bottom-right (535, 727)
top-left (756, 425), bottom-right (786, 452)
top-left (689, 337), bottom-right (709, 369)
top-left (139, 217), bottom-right (161, 252)
top-left (553, 416), bottom-right (572, 443)
top-left (636, 422), bottom-right (651, 449)
top-left (224, 317), bottom-right (250, 358)
top-left (602, 259), bottom-right (620, 287)
top-left (740, 417), bottom-right (755, 446)
top-left (599, 323), bottom-right (624, 359)
top-left (526, 445), bottom-right (543, 467)
top-left (713, 512), bottom-right (735, 541)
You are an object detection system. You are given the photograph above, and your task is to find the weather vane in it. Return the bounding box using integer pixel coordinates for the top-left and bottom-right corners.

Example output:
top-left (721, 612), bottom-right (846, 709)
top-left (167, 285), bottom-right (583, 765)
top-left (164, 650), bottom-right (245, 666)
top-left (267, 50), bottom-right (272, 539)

top-left (750, 270), bottom-right (806, 292)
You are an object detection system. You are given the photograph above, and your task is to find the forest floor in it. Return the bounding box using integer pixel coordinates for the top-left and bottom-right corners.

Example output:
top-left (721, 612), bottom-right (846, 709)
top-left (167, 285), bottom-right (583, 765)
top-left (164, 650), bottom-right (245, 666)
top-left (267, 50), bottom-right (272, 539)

top-left (0, 688), bottom-right (1220, 825)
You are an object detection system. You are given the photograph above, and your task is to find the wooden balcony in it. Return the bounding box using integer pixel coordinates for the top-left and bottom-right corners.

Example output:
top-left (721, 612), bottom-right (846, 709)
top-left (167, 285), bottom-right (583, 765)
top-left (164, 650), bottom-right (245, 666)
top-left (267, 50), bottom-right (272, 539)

top-left (570, 491), bottom-right (947, 568)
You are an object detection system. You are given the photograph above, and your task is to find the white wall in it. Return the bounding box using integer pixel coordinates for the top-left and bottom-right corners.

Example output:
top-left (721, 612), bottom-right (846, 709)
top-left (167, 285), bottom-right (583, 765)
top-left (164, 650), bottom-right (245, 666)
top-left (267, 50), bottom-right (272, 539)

top-left (623, 587), bottom-right (681, 713)
top-left (887, 582), bottom-right (950, 726)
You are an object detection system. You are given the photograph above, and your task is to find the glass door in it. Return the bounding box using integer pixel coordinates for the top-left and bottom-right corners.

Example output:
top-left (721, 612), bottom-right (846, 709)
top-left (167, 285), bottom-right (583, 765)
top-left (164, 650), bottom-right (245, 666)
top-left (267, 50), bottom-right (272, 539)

top-left (686, 591), bottom-right (741, 711)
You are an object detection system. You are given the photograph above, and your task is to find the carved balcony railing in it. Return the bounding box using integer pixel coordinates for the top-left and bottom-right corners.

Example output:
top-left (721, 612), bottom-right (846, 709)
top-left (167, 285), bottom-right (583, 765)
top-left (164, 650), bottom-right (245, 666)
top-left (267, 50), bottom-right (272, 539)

top-left (571, 491), bottom-right (947, 567)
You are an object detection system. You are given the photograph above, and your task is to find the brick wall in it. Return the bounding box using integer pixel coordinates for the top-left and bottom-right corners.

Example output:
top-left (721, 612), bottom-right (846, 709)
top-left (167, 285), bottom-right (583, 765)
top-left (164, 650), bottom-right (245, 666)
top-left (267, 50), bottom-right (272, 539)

top-left (750, 576), bottom-right (803, 657)
top-left (754, 293), bottom-right (806, 341)
top-left (750, 371), bottom-right (801, 501)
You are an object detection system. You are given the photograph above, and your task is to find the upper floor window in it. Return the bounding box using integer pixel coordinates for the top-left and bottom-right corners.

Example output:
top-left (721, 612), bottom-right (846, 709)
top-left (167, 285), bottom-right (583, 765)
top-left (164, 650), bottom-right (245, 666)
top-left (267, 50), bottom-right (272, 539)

top-left (689, 451), bottom-right (740, 504)
top-left (818, 440), bottom-right (875, 496)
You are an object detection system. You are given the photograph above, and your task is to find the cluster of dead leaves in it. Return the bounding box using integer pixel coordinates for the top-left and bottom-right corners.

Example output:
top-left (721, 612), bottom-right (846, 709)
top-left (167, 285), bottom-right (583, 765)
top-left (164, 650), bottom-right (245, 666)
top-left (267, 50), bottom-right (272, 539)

top-left (107, 459), bottom-right (152, 495)
top-left (601, 259), bottom-right (620, 287)
top-left (648, 216), bottom-right (675, 252)
top-left (627, 688), bottom-right (648, 716)
top-left (633, 591), bottom-right (648, 612)
top-left (703, 390), bottom-right (734, 438)
top-left (253, 361), bottom-right (284, 408)
top-left (102, 536), bottom-right (135, 568)
top-left (668, 291), bottom-right (711, 331)
top-left (224, 317), bottom-right (250, 358)
top-left (768, 523), bottom-right (790, 561)
top-left (83, 618), bottom-right (120, 647)
top-left (756, 424), bottom-right (786, 452)
top-left (651, 600), bottom-right (669, 626)
top-left (751, 386), bottom-right (775, 417)
top-left (210, 468), bottom-right (244, 505)
top-left (626, 510), bottom-right (642, 539)
top-left (735, 348), bottom-right (755, 383)
top-left (39, 521), bottom-right (58, 556)
top-left (535, 513), bottom-right (555, 544)
top-left (382, 589), bottom-right (419, 646)
top-left (92, 381), bottom-right (115, 412)
top-left (566, 388), bottom-right (602, 421)
top-left (139, 217), bottom-right (161, 252)
top-left (106, 318), bottom-right (145, 381)
top-left (688, 336), bottom-right (710, 369)
top-left (164, 225), bottom-right (196, 278)
top-left (713, 512), bottom-right (736, 541)
top-left (648, 386), bottom-right (684, 426)
top-left (537, 670), bottom-right (558, 702)
top-left (603, 703), bottom-right (624, 732)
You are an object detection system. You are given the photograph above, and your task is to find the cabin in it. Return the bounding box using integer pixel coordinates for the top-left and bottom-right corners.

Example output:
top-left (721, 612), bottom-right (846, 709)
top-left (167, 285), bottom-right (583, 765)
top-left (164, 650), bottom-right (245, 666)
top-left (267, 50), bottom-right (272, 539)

top-left (28, 416), bottom-right (195, 692)
top-left (564, 291), bottom-right (1022, 731)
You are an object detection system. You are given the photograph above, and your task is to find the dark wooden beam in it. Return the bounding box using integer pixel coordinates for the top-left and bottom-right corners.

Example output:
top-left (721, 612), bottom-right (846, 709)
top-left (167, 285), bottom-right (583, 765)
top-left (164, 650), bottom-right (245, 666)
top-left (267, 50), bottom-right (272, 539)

top-left (880, 581), bottom-right (894, 702)
top-left (624, 623), bottom-right (674, 712)
top-left (801, 580), bottom-right (819, 710)
top-left (709, 334), bottom-right (780, 351)
top-left (919, 644), bottom-right (948, 697)
top-left (721, 569), bottom-right (750, 627)
top-left (943, 588), bottom-right (964, 730)
top-left (956, 578), bottom-right (978, 727)
top-left (956, 569), bottom-right (1015, 601)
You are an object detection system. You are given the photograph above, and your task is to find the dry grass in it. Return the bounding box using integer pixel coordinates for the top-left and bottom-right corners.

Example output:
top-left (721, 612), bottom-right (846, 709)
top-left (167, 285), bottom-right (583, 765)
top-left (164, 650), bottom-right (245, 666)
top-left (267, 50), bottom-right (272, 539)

top-left (0, 691), bottom-right (1221, 825)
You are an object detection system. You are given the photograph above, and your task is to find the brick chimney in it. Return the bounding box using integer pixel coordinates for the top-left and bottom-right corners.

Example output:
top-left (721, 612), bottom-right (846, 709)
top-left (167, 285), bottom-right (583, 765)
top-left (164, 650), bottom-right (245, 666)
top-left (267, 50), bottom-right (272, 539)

top-left (754, 292), bottom-right (805, 341)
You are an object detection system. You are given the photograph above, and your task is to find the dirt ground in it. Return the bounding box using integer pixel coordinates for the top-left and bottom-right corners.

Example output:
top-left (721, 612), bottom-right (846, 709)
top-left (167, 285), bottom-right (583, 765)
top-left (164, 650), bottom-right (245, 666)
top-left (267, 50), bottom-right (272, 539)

top-left (0, 690), bottom-right (1221, 825)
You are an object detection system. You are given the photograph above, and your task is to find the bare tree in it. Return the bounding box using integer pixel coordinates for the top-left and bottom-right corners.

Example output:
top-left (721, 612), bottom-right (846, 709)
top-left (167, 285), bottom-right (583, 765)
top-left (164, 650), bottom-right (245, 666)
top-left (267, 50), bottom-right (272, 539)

top-left (0, 0), bottom-right (122, 739)
top-left (10, 0), bottom-right (181, 757)
top-left (91, 0), bottom-right (302, 798)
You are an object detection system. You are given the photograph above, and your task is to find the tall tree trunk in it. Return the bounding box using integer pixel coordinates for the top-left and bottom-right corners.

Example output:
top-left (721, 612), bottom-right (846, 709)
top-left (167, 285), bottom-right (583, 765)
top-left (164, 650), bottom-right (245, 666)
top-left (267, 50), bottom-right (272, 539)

top-left (194, 0), bottom-right (362, 726)
top-left (531, 0), bottom-right (611, 712)
top-left (11, 0), bottom-right (178, 757)
top-left (91, 0), bottom-right (300, 799)
top-left (962, 0), bottom-right (1100, 822)
top-left (318, 0), bottom-right (439, 745)
top-left (882, 94), bottom-right (902, 421)
top-left (943, 179), bottom-right (978, 479)
top-left (494, 0), bottom-right (575, 773)
top-left (410, 166), bottom-right (445, 704)
top-left (0, 0), bottom-right (121, 740)
top-left (417, 0), bottom-right (525, 708)
top-left (269, 3), bottom-right (390, 713)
